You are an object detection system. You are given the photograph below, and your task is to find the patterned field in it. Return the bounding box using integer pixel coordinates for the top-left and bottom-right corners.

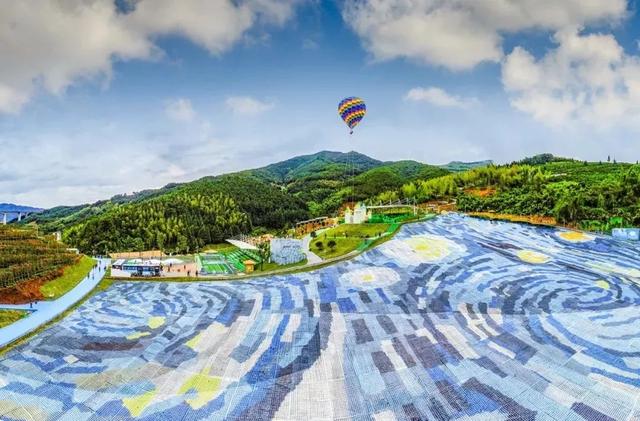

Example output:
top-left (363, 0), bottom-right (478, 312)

top-left (1, 214), bottom-right (639, 420)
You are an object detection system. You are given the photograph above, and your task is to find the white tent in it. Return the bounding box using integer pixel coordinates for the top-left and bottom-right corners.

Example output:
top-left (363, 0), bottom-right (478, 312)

top-left (163, 258), bottom-right (184, 265)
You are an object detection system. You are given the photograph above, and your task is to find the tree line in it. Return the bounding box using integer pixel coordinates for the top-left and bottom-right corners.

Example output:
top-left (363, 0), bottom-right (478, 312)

top-left (373, 160), bottom-right (640, 230)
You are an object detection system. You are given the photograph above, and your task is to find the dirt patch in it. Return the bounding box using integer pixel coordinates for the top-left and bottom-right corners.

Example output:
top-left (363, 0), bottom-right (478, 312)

top-left (162, 262), bottom-right (198, 277)
top-left (467, 212), bottom-right (558, 226)
top-left (0, 271), bottom-right (60, 304)
top-left (419, 201), bottom-right (457, 212)
top-left (465, 187), bottom-right (496, 197)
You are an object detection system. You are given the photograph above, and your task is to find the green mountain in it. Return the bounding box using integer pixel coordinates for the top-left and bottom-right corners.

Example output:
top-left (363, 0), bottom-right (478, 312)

top-left (379, 154), bottom-right (640, 230)
top-left (26, 150), bottom-right (638, 253)
top-left (440, 159), bottom-right (493, 172)
top-left (249, 150), bottom-right (382, 183)
top-left (25, 151), bottom-right (451, 253)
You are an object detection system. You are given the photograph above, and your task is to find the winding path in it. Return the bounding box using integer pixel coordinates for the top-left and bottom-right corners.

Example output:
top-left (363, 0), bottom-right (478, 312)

top-left (0, 258), bottom-right (110, 348)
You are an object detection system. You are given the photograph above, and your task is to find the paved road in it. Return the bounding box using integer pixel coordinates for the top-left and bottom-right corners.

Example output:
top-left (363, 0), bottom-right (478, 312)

top-left (301, 234), bottom-right (323, 264)
top-left (0, 258), bottom-right (110, 348)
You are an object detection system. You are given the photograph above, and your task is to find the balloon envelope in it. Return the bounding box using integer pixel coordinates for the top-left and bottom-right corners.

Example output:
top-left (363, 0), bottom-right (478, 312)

top-left (338, 97), bottom-right (366, 131)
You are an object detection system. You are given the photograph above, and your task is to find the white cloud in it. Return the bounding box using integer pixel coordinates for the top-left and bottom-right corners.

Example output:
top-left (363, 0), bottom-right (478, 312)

top-left (165, 98), bottom-right (196, 122)
top-left (0, 0), bottom-right (299, 113)
top-left (0, 0), bottom-right (152, 114)
top-left (302, 38), bottom-right (319, 50)
top-left (342, 0), bottom-right (626, 70)
top-left (225, 96), bottom-right (274, 115)
top-left (405, 87), bottom-right (478, 109)
top-left (502, 28), bottom-right (640, 128)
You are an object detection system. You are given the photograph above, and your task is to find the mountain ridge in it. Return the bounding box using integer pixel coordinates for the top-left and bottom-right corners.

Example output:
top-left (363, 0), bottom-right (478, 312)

top-left (21, 151), bottom-right (453, 236)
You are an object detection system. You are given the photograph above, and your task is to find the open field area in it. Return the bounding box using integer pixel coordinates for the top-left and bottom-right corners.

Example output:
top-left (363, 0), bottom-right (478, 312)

top-left (323, 223), bottom-right (391, 238)
top-left (310, 236), bottom-right (361, 259)
top-left (0, 310), bottom-right (27, 328)
top-left (310, 223), bottom-right (393, 259)
top-left (1, 214), bottom-right (639, 420)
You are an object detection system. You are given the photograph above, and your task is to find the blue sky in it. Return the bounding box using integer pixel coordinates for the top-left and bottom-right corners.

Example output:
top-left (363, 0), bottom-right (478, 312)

top-left (1, 0), bottom-right (640, 207)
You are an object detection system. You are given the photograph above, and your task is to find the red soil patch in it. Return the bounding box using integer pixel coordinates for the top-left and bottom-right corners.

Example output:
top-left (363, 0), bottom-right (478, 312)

top-left (465, 187), bottom-right (496, 197)
top-left (0, 267), bottom-right (65, 304)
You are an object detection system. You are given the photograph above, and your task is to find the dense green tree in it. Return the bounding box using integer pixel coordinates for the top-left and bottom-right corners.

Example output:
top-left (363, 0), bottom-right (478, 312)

top-left (64, 193), bottom-right (250, 254)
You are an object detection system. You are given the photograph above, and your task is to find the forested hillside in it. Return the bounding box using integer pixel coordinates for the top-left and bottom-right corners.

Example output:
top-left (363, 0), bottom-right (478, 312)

top-left (22, 151), bottom-right (448, 236)
top-left (439, 160), bottom-right (493, 172)
top-left (64, 192), bottom-right (250, 254)
top-left (21, 151), bottom-right (640, 253)
top-left (376, 155), bottom-right (640, 230)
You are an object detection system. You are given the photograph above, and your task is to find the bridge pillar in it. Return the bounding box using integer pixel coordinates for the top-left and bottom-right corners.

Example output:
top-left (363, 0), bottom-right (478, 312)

top-left (17, 212), bottom-right (22, 222)
top-left (1, 213), bottom-right (5, 225)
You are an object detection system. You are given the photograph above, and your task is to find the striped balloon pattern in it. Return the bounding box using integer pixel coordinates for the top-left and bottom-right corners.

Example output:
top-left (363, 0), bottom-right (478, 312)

top-left (0, 214), bottom-right (639, 420)
top-left (338, 97), bottom-right (366, 132)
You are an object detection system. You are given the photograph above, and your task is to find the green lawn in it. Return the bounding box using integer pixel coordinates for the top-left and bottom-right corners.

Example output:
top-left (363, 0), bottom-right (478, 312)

top-left (321, 223), bottom-right (390, 239)
top-left (310, 223), bottom-right (394, 259)
top-left (40, 255), bottom-right (96, 300)
top-left (0, 309), bottom-right (27, 328)
top-left (310, 237), bottom-right (362, 259)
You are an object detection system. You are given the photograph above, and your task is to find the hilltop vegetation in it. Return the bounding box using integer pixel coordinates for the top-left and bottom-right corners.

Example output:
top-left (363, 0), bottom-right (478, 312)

top-left (439, 160), bottom-right (493, 172)
top-left (64, 192), bottom-right (251, 254)
top-left (23, 151), bottom-right (637, 255)
top-left (23, 151), bottom-right (451, 253)
top-left (377, 155), bottom-right (640, 230)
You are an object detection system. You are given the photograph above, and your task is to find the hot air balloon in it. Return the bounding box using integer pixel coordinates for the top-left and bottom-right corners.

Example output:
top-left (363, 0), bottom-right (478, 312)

top-left (338, 97), bottom-right (366, 134)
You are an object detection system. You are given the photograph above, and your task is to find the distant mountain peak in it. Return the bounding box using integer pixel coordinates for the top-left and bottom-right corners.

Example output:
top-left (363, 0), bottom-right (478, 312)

top-left (0, 203), bottom-right (43, 212)
top-left (439, 160), bottom-right (493, 172)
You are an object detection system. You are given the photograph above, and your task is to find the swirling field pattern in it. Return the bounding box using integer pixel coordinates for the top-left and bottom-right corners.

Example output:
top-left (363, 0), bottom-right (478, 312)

top-left (1, 214), bottom-right (640, 420)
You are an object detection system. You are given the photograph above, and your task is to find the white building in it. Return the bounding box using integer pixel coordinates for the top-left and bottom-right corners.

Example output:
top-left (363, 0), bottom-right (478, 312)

top-left (344, 203), bottom-right (370, 224)
top-left (270, 238), bottom-right (305, 265)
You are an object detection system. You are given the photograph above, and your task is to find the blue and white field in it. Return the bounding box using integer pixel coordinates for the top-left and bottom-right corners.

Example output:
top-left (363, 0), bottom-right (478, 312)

top-left (1, 214), bottom-right (639, 420)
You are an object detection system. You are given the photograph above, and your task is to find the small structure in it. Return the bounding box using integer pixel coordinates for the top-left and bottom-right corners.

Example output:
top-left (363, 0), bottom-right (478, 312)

top-left (111, 259), bottom-right (126, 270)
top-left (270, 238), bottom-right (305, 265)
top-left (114, 259), bottom-right (161, 277)
top-left (226, 239), bottom-right (259, 250)
top-left (344, 203), bottom-right (369, 224)
top-left (243, 260), bottom-right (256, 273)
top-left (110, 250), bottom-right (165, 260)
top-left (295, 216), bottom-right (337, 236)
top-left (612, 228), bottom-right (640, 241)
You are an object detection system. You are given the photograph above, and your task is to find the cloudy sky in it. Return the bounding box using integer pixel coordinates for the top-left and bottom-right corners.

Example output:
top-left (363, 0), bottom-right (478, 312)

top-left (2, 0), bottom-right (640, 208)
